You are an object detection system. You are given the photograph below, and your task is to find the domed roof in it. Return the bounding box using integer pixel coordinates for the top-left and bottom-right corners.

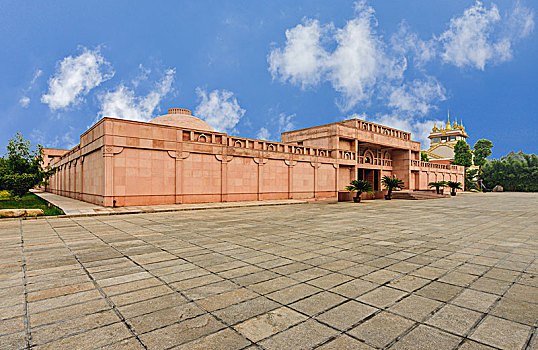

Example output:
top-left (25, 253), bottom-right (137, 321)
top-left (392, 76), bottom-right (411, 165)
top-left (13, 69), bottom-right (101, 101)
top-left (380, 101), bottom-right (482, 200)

top-left (149, 108), bottom-right (214, 132)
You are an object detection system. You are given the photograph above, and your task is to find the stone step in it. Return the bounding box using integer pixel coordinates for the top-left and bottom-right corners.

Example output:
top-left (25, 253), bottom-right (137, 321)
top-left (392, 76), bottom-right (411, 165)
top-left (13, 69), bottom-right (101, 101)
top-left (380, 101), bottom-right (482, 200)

top-left (391, 191), bottom-right (449, 200)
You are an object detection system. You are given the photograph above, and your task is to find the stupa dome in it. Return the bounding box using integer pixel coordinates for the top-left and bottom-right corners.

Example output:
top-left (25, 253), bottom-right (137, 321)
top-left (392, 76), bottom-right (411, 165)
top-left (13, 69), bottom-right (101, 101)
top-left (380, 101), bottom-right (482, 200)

top-left (149, 108), bottom-right (214, 132)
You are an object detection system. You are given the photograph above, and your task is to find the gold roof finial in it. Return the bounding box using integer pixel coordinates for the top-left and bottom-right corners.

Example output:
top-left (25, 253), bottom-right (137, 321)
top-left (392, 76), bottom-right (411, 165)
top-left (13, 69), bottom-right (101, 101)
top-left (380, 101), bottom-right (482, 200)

top-left (432, 122), bottom-right (440, 132)
top-left (446, 110), bottom-right (452, 130)
top-left (453, 117), bottom-right (459, 129)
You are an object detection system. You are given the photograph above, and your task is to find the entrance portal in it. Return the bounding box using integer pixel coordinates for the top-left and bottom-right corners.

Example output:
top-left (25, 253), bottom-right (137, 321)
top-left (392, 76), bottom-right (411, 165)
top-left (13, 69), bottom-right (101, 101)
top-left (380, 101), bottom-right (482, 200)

top-left (358, 169), bottom-right (380, 191)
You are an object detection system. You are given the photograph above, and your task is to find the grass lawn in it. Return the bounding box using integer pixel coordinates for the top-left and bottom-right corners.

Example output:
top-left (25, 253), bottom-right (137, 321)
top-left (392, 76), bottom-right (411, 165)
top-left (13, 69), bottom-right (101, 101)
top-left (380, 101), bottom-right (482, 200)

top-left (0, 191), bottom-right (64, 216)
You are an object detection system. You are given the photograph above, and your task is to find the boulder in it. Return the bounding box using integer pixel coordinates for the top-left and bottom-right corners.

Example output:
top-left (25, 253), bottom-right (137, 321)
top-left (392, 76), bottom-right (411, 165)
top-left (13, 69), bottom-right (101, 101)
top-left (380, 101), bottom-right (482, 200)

top-left (0, 209), bottom-right (26, 218)
top-left (492, 185), bottom-right (504, 192)
top-left (25, 209), bottom-right (44, 217)
top-left (0, 209), bottom-right (45, 218)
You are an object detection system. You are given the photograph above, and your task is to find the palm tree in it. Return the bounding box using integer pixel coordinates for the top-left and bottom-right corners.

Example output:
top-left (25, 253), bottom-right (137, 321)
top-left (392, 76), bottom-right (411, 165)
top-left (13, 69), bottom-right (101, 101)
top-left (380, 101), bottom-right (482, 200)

top-left (447, 181), bottom-right (462, 196)
top-left (345, 180), bottom-right (373, 203)
top-left (381, 175), bottom-right (404, 200)
top-left (428, 181), bottom-right (447, 194)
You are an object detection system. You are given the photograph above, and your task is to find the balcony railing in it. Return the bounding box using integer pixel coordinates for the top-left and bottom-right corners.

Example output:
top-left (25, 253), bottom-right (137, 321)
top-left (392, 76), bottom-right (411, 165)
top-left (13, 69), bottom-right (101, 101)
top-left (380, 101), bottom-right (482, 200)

top-left (411, 160), bottom-right (461, 171)
top-left (355, 120), bottom-right (410, 141)
top-left (358, 156), bottom-right (392, 167)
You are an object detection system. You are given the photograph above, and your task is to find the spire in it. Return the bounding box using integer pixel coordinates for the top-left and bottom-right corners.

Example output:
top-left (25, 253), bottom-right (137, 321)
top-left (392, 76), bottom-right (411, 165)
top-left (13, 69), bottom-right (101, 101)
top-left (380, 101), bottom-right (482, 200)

top-left (446, 110), bottom-right (452, 130)
top-left (453, 117), bottom-right (459, 129)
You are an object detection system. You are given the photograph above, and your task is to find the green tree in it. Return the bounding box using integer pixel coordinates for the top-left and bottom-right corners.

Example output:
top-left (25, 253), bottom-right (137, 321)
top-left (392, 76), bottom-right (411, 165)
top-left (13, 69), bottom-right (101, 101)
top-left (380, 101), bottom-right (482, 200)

top-left (0, 133), bottom-right (52, 197)
top-left (473, 139), bottom-right (493, 168)
top-left (473, 139), bottom-right (493, 191)
top-left (447, 181), bottom-right (462, 196)
top-left (345, 180), bottom-right (373, 203)
top-left (482, 151), bottom-right (538, 192)
top-left (465, 168), bottom-right (478, 191)
top-left (428, 181), bottom-right (447, 194)
top-left (453, 140), bottom-right (473, 168)
top-left (381, 175), bottom-right (404, 200)
top-left (421, 151), bottom-right (429, 162)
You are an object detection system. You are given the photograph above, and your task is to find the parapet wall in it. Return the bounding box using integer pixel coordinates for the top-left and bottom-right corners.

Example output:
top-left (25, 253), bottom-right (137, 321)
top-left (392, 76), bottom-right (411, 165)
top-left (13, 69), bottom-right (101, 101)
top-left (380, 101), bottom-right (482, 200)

top-left (46, 117), bottom-right (465, 207)
top-left (47, 118), bottom-right (339, 206)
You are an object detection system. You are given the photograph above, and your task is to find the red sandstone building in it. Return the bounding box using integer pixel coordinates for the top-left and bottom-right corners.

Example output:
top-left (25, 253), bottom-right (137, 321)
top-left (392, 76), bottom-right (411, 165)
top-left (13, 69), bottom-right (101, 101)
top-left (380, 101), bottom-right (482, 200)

top-left (45, 108), bottom-right (464, 206)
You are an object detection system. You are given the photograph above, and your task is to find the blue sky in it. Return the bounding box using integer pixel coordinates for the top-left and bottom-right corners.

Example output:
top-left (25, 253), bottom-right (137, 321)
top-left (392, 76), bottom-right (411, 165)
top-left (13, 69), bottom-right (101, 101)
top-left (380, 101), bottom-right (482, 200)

top-left (1, 0), bottom-right (536, 158)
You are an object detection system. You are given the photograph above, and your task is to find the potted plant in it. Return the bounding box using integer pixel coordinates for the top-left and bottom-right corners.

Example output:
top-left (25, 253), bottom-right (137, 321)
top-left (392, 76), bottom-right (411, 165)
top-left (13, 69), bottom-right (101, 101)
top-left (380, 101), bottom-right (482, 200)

top-left (345, 180), bottom-right (373, 203)
top-left (381, 175), bottom-right (404, 200)
top-left (447, 181), bottom-right (462, 196)
top-left (428, 181), bottom-right (447, 194)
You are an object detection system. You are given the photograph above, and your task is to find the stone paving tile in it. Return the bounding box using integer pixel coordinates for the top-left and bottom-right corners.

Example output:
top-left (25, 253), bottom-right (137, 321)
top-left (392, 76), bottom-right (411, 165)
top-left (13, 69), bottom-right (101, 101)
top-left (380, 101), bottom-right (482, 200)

top-left (504, 283), bottom-right (538, 303)
top-left (138, 314), bottom-right (225, 350)
top-left (233, 306), bottom-right (307, 342)
top-left (391, 324), bottom-right (462, 350)
top-left (31, 310), bottom-right (120, 345)
top-left (357, 286), bottom-right (407, 308)
top-left (172, 328), bottom-right (251, 350)
top-left (213, 296), bottom-right (279, 325)
top-left (195, 287), bottom-right (258, 312)
top-left (116, 293), bottom-right (187, 319)
top-left (458, 340), bottom-right (497, 350)
top-left (347, 311), bottom-right (415, 348)
top-left (258, 319), bottom-right (338, 350)
top-left (469, 276), bottom-right (513, 295)
top-left (289, 291), bottom-right (346, 316)
top-left (1, 193), bottom-right (537, 349)
top-left (490, 296), bottom-right (538, 326)
top-left (32, 322), bottom-right (132, 350)
top-left (265, 282), bottom-right (321, 304)
top-left (127, 302), bottom-right (205, 333)
top-left (315, 300), bottom-right (377, 330)
top-left (451, 289), bottom-right (499, 313)
top-left (388, 294), bottom-right (443, 321)
top-left (98, 337), bottom-right (146, 350)
top-left (470, 315), bottom-right (532, 349)
top-left (415, 281), bottom-right (463, 302)
top-left (317, 334), bottom-right (375, 349)
top-left (388, 275), bottom-right (431, 292)
top-left (109, 285), bottom-right (174, 306)
top-left (306, 272), bottom-right (353, 289)
top-left (27, 288), bottom-right (103, 314)
top-left (426, 304), bottom-right (482, 336)
top-left (0, 330), bottom-right (26, 350)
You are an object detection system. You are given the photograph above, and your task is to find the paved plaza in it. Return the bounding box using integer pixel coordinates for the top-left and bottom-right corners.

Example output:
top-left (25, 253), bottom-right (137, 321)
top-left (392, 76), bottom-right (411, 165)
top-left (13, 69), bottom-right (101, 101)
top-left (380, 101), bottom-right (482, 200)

top-left (1, 193), bottom-right (537, 350)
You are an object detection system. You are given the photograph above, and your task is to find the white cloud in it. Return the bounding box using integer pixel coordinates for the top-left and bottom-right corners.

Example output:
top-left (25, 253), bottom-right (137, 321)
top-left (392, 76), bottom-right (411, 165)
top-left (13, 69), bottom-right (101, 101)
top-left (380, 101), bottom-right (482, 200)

top-left (439, 1), bottom-right (535, 70)
top-left (31, 126), bottom-right (77, 149)
top-left (507, 2), bottom-right (535, 38)
top-left (388, 77), bottom-right (446, 116)
top-left (19, 96), bottom-right (30, 108)
top-left (132, 64), bottom-right (151, 88)
top-left (256, 127), bottom-right (271, 140)
top-left (268, 2), bottom-right (404, 112)
top-left (391, 22), bottom-right (436, 67)
top-left (42, 47), bottom-right (114, 110)
top-left (28, 69), bottom-right (43, 86)
top-left (268, 19), bottom-right (328, 88)
top-left (98, 68), bottom-right (175, 122)
top-left (327, 3), bottom-right (386, 111)
top-left (277, 113), bottom-right (295, 133)
top-left (19, 69), bottom-right (43, 108)
top-left (194, 88), bottom-right (245, 133)
top-left (439, 1), bottom-right (501, 70)
top-left (372, 114), bottom-right (442, 149)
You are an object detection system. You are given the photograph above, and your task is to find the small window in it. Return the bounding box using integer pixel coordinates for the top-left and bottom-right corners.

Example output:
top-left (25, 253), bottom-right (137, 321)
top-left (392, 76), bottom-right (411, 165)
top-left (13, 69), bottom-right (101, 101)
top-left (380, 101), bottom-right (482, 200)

top-left (449, 136), bottom-right (456, 141)
top-left (441, 136), bottom-right (448, 142)
top-left (432, 137), bottom-right (440, 143)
